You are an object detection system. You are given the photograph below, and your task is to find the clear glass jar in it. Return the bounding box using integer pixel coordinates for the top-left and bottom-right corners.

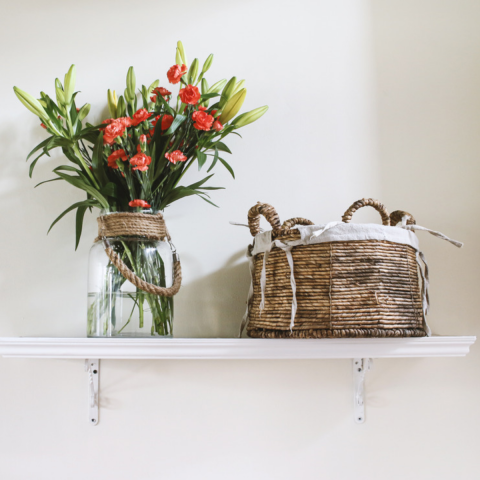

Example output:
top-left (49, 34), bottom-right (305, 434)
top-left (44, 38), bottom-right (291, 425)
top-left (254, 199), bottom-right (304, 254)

top-left (87, 233), bottom-right (174, 338)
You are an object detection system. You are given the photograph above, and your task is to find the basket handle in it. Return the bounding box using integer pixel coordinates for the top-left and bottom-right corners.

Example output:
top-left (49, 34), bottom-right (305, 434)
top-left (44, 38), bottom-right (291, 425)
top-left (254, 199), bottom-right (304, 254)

top-left (390, 210), bottom-right (416, 226)
top-left (281, 217), bottom-right (315, 232)
top-left (247, 202), bottom-right (282, 237)
top-left (342, 198), bottom-right (390, 226)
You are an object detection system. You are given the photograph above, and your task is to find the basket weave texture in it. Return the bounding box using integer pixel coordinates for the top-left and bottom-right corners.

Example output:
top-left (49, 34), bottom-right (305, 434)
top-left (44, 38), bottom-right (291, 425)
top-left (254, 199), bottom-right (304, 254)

top-left (245, 199), bottom-right (427, 338)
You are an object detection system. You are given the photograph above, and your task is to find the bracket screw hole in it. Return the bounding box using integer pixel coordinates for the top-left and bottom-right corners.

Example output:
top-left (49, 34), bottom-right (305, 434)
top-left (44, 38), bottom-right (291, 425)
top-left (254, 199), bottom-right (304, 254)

top-left (358, 417), bottom-right (362, 421)
top-left (91, 419), bottom-right (96, 423)
top-left (357, 368), bottom-right (362, 372)
top-left (93, 370), bottom-right (98, 374)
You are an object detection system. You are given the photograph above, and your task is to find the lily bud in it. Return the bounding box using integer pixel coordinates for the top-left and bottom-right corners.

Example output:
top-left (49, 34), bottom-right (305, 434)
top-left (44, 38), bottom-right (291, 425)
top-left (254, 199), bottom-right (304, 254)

top-left (201, 78), bottom-right (209, 95)
top-left (202, 54), bottom-right (214, 74)
top-left (188, 58), bottom-right (199, 85)
top-left (232, 79), bottom-right (245, 96)
top-left (126, 66), bottom-right (136, 101)
top-left (232, 105), bottom-right (269, 128)
top-left (200, 79), bottom-right (210, 107)
top-left (177, 40), bottom-right (188, 67)
top-left (208, 79), bottom-right (227, 94)
top-left (13, 86), bottom-right (49, 122)
top-left (219, 88), bottom-right (247, 124)
top-left (147, 80), bottom-right (159, 97)
top-left (107, 89), bottom-right (117, 118)
top-left (55, 78), bottom-right (66, 107)
top-left (218, 77), bottom-right (237, 109)
top-left (63, 64), bottom-right (76, 106)
top-left (117, 95), bottom-right (126, 117)
top-left (77, 103), bottom-right (91, 122)
top-left (175, 48), bottom-right (182, 66)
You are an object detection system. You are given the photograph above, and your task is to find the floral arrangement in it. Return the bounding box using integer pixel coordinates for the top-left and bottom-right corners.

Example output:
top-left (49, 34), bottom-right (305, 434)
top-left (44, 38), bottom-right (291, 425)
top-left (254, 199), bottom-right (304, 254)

top-left (14, 41), bottom-right (268, 249)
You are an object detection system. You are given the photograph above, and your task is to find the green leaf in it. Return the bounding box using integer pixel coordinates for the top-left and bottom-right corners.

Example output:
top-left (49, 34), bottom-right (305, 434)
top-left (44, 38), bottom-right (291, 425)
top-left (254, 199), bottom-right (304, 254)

top-left (53, 165), bottom-right (83, 175)
top-left (164, 114), bottom-right (187, 135)
top-left (75, 206), bottom-right (88, 250)
top-left (34, 177), bottom-right (63, 188)
top-left (29, 151), bottom-right (46, 178)
top-left (61, 147), bottom-right (81, 166)
top-left (200, 93), bottom-right (220, 100)
top-left (215, 142), bottom-right (232, 154)
top-left (160, 187), bottom-right (197, 208)
top-left (156, 94), bottom-right (175, 115)
top-left (219, 157), bottom-right (235, 179)
top-left (92, 132), bottom-right (109, 187)
top-left (198, 195), bottom-right (219, 207)
top-left (207, 146), bottom-right (219, 173)
top-left (26, 136), bottom-right (53, 161)
top-left (48, 200), bottom-right (98, 234)
top-left (101, 182), bottom-right (118, 198)
top-left (187, 174), bottom-right (214, 190)
top-left (55, 172), bottom-right (109, 208)
top-left (77, 123), bottom-right (104, 137)
top-left (197, 151), bottom-right (207, 170)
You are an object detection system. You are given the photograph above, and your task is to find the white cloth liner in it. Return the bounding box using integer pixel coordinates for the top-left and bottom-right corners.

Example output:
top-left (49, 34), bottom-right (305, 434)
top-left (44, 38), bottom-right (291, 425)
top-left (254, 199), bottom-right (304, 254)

top-left (240, 218), bottom-right (463, 337)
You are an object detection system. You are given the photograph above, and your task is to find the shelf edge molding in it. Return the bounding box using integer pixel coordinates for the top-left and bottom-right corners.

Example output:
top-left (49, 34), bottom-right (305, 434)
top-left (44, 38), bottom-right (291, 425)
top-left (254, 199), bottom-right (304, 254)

top-left (0, 336), bottom-right (475, 360)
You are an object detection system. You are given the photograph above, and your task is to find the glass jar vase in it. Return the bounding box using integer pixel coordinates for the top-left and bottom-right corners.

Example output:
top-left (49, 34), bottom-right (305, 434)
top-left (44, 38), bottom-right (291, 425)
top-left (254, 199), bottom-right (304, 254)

top-left (87, 234), bottom-right (175, 338)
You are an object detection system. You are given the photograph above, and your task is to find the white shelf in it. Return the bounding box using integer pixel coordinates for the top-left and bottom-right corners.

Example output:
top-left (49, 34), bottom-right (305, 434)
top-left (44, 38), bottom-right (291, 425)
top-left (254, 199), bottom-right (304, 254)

top-left (1, 336), bottom-right (474, 426)
top-left (0, 336), bottom-right (475, 359)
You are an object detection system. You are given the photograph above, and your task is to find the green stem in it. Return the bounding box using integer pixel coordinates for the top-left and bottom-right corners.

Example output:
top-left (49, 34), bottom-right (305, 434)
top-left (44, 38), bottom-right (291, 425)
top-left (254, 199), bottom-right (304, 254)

top-left (172, 158), bottom-right (195, 188)
top-left (72, 144), bottom-right (100, 189)
top-left (117, 293), bottom-right (140, 334)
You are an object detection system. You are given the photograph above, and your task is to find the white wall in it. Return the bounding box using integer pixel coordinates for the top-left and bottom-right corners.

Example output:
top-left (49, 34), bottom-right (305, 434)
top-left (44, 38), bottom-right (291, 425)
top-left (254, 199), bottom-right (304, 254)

top-left (0, 0), bottom-right (478, 478)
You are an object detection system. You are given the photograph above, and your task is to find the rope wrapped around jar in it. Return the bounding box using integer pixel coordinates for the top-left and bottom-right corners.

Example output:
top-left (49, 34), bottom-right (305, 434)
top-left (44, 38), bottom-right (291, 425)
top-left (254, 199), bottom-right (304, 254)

top-left (95, 212), bottom-right (182, 297)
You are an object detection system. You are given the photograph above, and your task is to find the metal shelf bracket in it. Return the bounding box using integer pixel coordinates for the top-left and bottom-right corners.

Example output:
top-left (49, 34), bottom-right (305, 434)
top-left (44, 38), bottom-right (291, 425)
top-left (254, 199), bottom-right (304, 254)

top-left (85, 359), bottom-right (100, 426)
top-left (353, 358), bottom-right (372, 424)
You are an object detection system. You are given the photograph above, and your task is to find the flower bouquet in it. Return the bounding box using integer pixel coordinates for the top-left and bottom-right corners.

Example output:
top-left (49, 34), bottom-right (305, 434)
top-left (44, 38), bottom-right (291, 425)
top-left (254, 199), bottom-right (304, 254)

top-left (14, 41), bottom-right (267, 337)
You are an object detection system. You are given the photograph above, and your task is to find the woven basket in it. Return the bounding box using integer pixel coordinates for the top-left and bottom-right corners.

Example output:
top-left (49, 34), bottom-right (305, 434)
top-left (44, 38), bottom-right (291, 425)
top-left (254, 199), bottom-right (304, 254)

top-left (243, 198), bottom-right (429, 338)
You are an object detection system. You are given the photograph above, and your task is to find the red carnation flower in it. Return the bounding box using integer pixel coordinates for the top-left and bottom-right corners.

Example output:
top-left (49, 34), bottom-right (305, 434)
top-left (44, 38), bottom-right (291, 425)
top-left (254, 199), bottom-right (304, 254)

top-left (129, 199), bottom-right (151, 208)
top-left (161, 114), bottom-right (174, 130)
top-left (107, 149), bottom-right (128, 169)
top-left (131, 108), bottom-right (151, 127)
top-left (150, 87), bottom-right (172, 102)
top-left (130, 152), bottom-right (151, 171)
top-left (192, 110), bottom-right (214, 131)
top-left (213, 120), bottom-right (223, 132)
top-left (167, 64), bottom-right (187, 84)
top-left (117, 117), bottom-right (133, 128)
top-left (100, 118), bottom-right (114, 131)
top-left (165, 150), bottom-right (187, 165)
top-left (179, 85), bottom-right (201, 105)
top-left (152, 114), bottom-right (174, 131)
top-left (103, 120), bottom-right (126, 144)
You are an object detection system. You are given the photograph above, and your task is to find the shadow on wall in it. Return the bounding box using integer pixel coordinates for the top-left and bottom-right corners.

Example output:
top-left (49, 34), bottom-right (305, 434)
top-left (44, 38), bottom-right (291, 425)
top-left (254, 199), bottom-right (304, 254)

top-left (173, 249), bottom-right (251, 338)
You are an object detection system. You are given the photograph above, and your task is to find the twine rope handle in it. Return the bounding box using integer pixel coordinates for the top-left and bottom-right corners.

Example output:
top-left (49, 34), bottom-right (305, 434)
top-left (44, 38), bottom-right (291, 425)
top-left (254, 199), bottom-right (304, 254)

top-left (390, 210), bottom-right (416, 226)
top-left (248, 202), bottom-right (282, 237)
top-left (96, 212), bottom-right (181, 297)
top-left (342, 198), bottom-right (391, 226)
top-left (103, 239), bottom-right (182, 297)
top-left (281, 217), bottom-right (315, 233)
